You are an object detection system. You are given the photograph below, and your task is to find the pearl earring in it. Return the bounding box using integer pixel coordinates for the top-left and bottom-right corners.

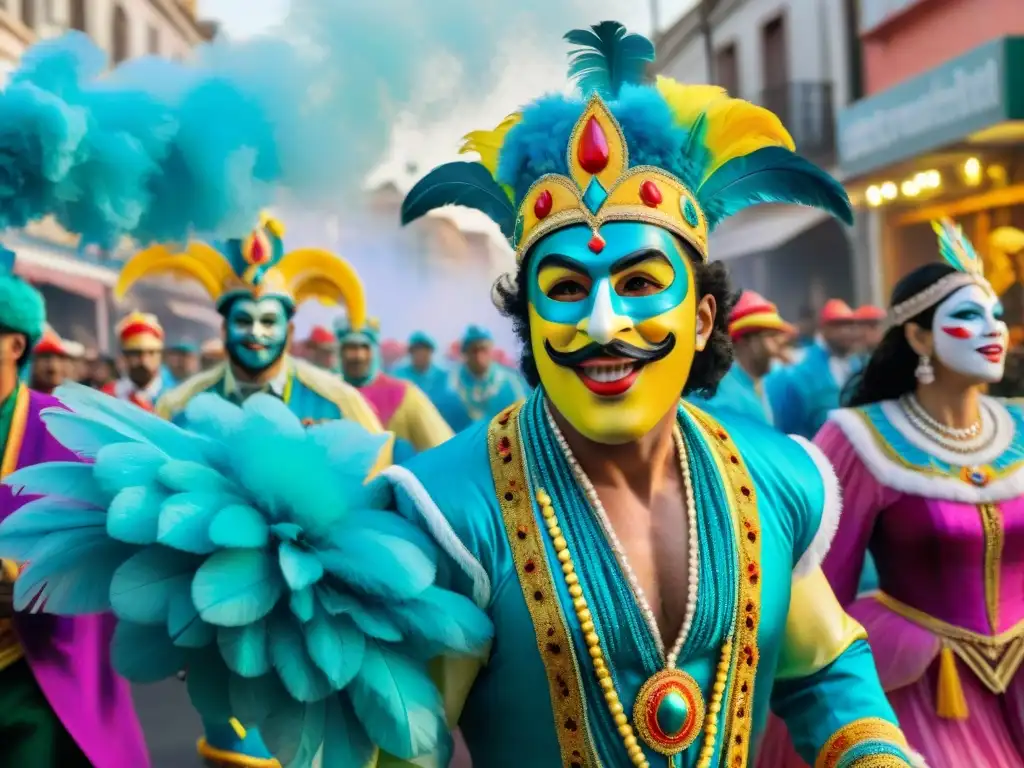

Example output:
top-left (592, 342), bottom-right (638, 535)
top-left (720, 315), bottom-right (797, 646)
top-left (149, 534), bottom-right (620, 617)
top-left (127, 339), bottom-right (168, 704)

top-left (915, 354), bottom-right (935, 385)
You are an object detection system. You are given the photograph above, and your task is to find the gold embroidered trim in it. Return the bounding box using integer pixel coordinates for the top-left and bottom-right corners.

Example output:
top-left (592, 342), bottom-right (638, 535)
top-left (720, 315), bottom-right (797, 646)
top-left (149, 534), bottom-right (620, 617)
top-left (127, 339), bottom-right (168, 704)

top-left (977, 503), bottom-right (1003, 632)
top-left (814, 717), bottom-right (908, 768)
top-left (876, 592), bottom-right (1024, 695)
top-left (846, 757), bottom-right (914, 768)
top-left (682, 403), bottom-right (761, 768)
top-left (487, 404), bottom-right (596, 768)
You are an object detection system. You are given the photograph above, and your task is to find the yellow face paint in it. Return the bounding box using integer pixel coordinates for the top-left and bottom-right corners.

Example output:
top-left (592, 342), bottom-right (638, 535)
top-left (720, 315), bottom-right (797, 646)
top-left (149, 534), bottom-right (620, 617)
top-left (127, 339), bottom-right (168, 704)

top-left (527, 222), bottom-right (698, 444)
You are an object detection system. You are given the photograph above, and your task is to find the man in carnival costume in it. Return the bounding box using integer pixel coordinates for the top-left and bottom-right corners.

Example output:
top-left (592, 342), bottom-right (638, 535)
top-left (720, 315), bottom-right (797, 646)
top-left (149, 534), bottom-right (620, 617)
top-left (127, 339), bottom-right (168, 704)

top-left (691, 291), bottom-right (793, 425)
top-left (116, 213), bottom-right (385, 767)
top-left (102, 311), bottom-right (167, 411)
top-left (393, 330), bottom-right (452, 409)
top-left (446, 323), bottom-right (529, 430)
top-left (0, 22), bottom-right (922, 768)
top-left (337, 317), bottom-right (454, 456)
top-left (767, 298), bottom-right (862, 439)
top-left (303, 325), bottom-right (340, 372)
top-left (0, 248), bottom-right (148, 768)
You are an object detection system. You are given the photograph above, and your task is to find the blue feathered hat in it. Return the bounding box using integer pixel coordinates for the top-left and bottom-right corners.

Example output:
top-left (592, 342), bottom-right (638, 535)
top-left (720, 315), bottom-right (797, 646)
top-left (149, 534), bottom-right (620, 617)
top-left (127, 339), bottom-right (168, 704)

top-left (402, 21), bottom-right (851, 266)
top-left (0, 246), bottom-right (46, 356)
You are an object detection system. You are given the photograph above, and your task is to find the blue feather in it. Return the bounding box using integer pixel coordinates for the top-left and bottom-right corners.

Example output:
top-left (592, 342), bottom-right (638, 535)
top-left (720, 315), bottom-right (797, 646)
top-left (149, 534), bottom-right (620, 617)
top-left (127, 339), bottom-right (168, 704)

top-left (109, 546), bottom-right (199, 625)
top-left (348, 639), bottom-right (444, 759)
top-left (182, 391), bottom-right (246, 441)
top-left (393, 586), bottom-right (492, 655)
top-left (269, 611), bottom-right (333, 702)
top-left (192, 548), bottom-right (285, 627)
top-left (698, 146), bottom-right (853, 229)
top-left (279, 541), bottom-right (324, 592)
top-left (111, 620), bottom-right (188, 683)
top-left (157, 459), bottom-right (239, 495)
top-left (289, 586), bottom-right (315, 623)
top-left (218, 621), bottom-right (272, 678)
top-left (319, 528), bottom-right (435, 600)
top-left (313, 583), bottom-right (403, 642)
top-left (107, 486), bottom-right (164, 544)
top-left (0, 497), bottom-right (105, 560)
top-left (167, 588), bottom-right (215, 648)
top-left (304, 611), bottom-right (364, 689)
top-left (564, 21), bottom-right (655, 100)
top-left (185, 651), bottom-right (233, 721)
top-left (93, 443), bottom-right (166, 495)
top-left (400, 161), bottom-right (516, 239)
top-left (157, 491), bottom-right (238, 554)
top-left (321, 696), bottom-right (374, 768)
top-left (4, 461), bottom-right (110, 506)
top-left (283, 698), bottom-right (327, 768)
top-left (306, 420), bottom-right (394, 493)
top-left (208, 504), bottom-right (269, 548)
top-left (41, 408), bottom-right (140, 459)
top-left (228, 672), bottom-right (284, 725)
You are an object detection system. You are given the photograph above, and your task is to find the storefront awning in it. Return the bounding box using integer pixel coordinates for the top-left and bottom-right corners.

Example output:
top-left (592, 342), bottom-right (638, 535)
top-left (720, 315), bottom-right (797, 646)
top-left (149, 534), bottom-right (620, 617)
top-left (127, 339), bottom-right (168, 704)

top-left (708, 205), bottom-right (828, 262)
top-left (836, 37), bottom-right (1024, 178)
top-left (10, 239), bottom-right (116, 300)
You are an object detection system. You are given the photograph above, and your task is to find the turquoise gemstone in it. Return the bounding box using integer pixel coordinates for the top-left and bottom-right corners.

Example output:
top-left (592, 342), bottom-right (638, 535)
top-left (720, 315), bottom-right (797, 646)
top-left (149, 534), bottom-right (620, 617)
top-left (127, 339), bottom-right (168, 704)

top-left (656, 691), bottom-right (690, 737)
top-left (582, 178), bottom-right (608, 213)
top-left (682, 198), bottom-right (700, 227)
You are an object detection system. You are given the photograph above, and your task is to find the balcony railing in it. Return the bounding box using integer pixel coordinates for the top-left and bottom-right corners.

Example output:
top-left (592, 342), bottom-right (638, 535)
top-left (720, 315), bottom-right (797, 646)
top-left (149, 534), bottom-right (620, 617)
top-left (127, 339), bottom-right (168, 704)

top-left (758, 82), bottom-right (837, 167)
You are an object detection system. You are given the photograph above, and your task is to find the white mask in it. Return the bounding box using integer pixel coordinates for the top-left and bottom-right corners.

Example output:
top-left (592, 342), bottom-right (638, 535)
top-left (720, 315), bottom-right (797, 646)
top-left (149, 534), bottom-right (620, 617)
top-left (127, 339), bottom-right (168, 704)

top-left (931, 283), bottom-right (1007, 383)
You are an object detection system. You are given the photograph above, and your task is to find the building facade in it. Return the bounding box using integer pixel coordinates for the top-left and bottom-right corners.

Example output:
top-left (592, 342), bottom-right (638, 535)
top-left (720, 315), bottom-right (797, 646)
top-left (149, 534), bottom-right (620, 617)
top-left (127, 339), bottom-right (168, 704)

top-left (654, 0), bottom-right (869, 320)
top-left (836, 0), bottom-right (1024, 323)
top-left (0, 0), bottom-right (217, 350)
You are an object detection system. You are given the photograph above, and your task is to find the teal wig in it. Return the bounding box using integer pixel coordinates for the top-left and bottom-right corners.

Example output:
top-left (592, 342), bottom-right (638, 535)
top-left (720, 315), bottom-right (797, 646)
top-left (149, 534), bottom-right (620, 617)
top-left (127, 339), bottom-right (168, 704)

top-left (0, 247), bottom-right (46, 359)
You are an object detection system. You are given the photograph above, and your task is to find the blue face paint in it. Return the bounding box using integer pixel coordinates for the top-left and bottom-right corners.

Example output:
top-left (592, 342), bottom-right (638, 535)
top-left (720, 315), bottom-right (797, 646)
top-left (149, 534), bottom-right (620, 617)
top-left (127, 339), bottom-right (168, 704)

top-left (225, 298), bottom-right (290, 372)
top-left (526, 222), bottom-right (690, 326)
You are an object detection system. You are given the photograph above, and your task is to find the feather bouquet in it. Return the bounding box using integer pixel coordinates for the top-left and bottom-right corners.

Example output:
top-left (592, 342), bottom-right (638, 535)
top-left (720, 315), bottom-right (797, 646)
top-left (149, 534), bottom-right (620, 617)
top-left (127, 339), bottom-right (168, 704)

top-left (0, 383), bottom-right (492, 767)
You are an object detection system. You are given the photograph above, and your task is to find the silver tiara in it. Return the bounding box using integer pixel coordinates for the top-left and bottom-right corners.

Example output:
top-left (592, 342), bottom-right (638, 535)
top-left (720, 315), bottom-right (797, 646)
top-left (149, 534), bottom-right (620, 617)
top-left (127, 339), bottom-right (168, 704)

top-left (889, 272), bottom-right (989, 326)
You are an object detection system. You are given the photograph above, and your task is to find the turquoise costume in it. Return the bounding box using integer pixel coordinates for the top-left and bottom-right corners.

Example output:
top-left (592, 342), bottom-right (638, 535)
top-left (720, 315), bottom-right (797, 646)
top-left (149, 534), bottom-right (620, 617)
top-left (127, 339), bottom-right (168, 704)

top-left (0, 21), bottom-right (916, 768)
top-left (767, 344), bottom-right (854, 439)
top-left (445, 326), bottom-right (528, 431)
top-left (691, 365), bottom-right (774, 425)
top-left (392, 332), bottom-right (451, 408)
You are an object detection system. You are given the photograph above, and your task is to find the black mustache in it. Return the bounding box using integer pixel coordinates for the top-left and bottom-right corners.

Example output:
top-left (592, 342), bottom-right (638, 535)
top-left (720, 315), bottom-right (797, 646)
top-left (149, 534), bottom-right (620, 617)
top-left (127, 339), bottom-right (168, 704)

top-left (544, 335), bottom-right (676, 367)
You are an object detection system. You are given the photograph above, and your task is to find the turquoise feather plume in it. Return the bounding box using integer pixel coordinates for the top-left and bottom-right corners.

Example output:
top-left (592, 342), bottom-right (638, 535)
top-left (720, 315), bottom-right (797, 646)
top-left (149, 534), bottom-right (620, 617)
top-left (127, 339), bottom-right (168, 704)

top-left (0, 383), bottom-right (493, 767)
top-left (564, 20), bottom-right (655, 100)
top-left (400, 160), bottom-right (516, 240)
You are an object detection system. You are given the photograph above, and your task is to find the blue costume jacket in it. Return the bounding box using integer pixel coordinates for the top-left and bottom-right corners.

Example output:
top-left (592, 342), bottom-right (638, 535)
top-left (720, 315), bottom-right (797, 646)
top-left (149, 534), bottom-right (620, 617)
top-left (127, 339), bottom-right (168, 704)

top-left (691, 363), bottom-right (774, 425)
top-left (766, 344), bottom-right (858, 440)
top-left (443, 363), bottom-right (528, 432)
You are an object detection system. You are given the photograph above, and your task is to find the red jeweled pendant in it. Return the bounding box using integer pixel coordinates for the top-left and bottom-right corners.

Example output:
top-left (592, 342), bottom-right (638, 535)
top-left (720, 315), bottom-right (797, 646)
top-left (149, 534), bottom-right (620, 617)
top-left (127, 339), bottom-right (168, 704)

top-left (633, 668), bottom-right (706, 756)
top-left (534, 189), bottom-right (553, 219)
top-left (640, 179), bottom-right (663, 207)
top-left (588, 233), bottom-right (606, 253)
top-left (248, 232), bottom-right (268, 264)
top-left (577, 116), bottom-right (610, 174)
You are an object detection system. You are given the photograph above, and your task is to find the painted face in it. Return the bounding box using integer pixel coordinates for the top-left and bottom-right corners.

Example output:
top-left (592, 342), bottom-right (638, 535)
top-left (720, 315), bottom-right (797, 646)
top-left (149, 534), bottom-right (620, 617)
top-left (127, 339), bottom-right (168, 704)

top-left (527, 221), bottom-right (697, 444)
top-left (932, 283), bottom-right (1007, 383)
top-left (224, 298), bottom-right (290, 373)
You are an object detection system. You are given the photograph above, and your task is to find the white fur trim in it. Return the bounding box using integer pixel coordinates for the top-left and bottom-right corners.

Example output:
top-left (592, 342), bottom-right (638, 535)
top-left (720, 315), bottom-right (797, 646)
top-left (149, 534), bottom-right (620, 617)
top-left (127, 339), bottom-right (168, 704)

top-left (789, 435), bottom-right (842, 577)
top-left (909, 751), bottom-right (929, 767)
top-left (828, 398), bottom-right (1024, 504)
top-left (382, 464), bottom-right (491, 609)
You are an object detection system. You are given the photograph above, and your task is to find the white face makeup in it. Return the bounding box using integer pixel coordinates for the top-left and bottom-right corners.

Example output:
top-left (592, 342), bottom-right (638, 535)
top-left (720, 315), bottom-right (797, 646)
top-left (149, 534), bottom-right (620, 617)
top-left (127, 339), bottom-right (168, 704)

top-left (932, 283), bottom-right (1008, 383)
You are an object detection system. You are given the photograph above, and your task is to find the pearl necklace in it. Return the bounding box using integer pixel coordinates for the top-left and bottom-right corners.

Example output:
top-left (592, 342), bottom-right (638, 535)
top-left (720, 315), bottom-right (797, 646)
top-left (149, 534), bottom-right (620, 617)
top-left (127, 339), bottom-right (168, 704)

top-left (544, 406), bottom-right (699, 666)
top-left (899, 395), bottom-right (995, 454)
top-left (901, 393), bottom-right (982, 438)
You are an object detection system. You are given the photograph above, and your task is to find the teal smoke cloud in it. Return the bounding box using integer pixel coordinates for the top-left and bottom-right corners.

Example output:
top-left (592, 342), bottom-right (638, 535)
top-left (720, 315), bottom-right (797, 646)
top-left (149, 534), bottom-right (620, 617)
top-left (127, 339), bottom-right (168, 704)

top-left (0, 0), bottom-right (617, 247)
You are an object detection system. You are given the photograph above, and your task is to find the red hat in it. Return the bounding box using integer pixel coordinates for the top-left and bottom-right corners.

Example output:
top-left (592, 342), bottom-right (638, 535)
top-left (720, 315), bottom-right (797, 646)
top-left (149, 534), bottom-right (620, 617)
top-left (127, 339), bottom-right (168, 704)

top-left (819, 299), bottom-right (854, 325)
top-left (306, 326), bottom-right (335, 347)
top-left (852, 305), bottom-right (886, 322)
top-left (728, 291), bottom-right (794, 340)
top-left (33, 327), bottom-right (67, 357)
top-left (116, 311), bottom-right (164, 351)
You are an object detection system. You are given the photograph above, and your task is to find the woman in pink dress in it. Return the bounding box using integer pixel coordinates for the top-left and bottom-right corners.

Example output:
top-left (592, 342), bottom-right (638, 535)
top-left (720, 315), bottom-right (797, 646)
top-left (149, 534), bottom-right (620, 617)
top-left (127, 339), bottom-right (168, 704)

top-left (759, 219), bottom-right (1024, 768)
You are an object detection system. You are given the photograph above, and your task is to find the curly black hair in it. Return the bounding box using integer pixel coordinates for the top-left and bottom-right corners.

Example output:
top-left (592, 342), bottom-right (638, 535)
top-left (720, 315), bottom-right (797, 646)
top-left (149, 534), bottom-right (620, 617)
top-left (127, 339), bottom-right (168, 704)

top-left (843, 262), bottom-right (957, 407)
top-left (494, 250), bottom-right (737, 397)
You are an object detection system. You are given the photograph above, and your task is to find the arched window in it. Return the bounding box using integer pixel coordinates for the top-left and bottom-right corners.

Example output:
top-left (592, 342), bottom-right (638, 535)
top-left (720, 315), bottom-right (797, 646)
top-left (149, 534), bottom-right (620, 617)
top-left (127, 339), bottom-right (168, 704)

top-left (69, 0), bottom-right (86, 32)
top-left (112, 4), bottom-right (129, 63)
top-left (21, 0), bottom-right (36, 30)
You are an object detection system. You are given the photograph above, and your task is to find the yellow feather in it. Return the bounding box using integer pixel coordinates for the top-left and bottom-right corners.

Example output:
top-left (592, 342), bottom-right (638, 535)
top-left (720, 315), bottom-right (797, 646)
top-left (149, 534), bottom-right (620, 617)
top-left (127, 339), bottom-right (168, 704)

top-left (115, 242), bottom-right (235, 302)
top-left (459, 112), bottom-right (522, 177)
top-left (275, 248), bottom-right (366, 328)
top-left (654, 77), bottom-right (727, 128)
top-left (702, 98), bottom-right (796, 178)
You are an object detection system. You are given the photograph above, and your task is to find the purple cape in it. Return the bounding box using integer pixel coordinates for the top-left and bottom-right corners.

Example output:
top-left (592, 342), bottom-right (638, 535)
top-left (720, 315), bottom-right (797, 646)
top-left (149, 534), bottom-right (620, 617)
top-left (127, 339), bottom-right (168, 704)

top-left (1, 388), bottom-right (149, 768)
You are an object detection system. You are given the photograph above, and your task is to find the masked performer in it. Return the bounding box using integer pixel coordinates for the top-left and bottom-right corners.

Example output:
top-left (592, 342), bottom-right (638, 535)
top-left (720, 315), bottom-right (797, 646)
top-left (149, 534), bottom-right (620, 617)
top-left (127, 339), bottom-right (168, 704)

top-left (691, 291), bottom-right (792, 424)
top-left (0, 248), bottom-right (148, 768)
top-left (447, 324), bottom-right (528, 430)
top-left (763, 219), bottom-right (1023, 768)
top-left (0, 22), bottom-right (919, 768)
top-left (337, 317), bottom-right (454, 456)
top-left (116, 213), bottom-right (384, 767)
top-left (101, 312), bottom-right (166, 411)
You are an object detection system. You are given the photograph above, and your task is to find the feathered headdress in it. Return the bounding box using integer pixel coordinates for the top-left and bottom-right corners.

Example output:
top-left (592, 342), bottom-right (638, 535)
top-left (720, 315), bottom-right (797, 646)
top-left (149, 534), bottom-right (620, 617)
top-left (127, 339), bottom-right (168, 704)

top-left (891, 218), bottom-right (992, 325)
top-left (401, 21), bottom-right (851, 263)
top-left (115, 213), bottom-right (367, 326)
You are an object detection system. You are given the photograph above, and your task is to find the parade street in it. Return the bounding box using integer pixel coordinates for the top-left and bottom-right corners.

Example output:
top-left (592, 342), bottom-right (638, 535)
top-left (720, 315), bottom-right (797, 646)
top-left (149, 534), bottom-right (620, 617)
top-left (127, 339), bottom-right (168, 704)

top-left (134, 681), bottom-right (205, 767)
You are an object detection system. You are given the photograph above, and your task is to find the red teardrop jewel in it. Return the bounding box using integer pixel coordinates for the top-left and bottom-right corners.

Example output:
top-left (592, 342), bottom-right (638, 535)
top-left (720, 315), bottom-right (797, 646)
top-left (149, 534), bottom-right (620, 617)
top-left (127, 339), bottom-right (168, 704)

top-left (640, 180), bottom-right (663, 207)
top-left (534, 189), bottom-right (553, 219)
top-left (249, 233), bottom-right (267, 264)
top-left (577, 116), bottom-right (610, 174)
top-left (588, 233), bottom-right (606, 253)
